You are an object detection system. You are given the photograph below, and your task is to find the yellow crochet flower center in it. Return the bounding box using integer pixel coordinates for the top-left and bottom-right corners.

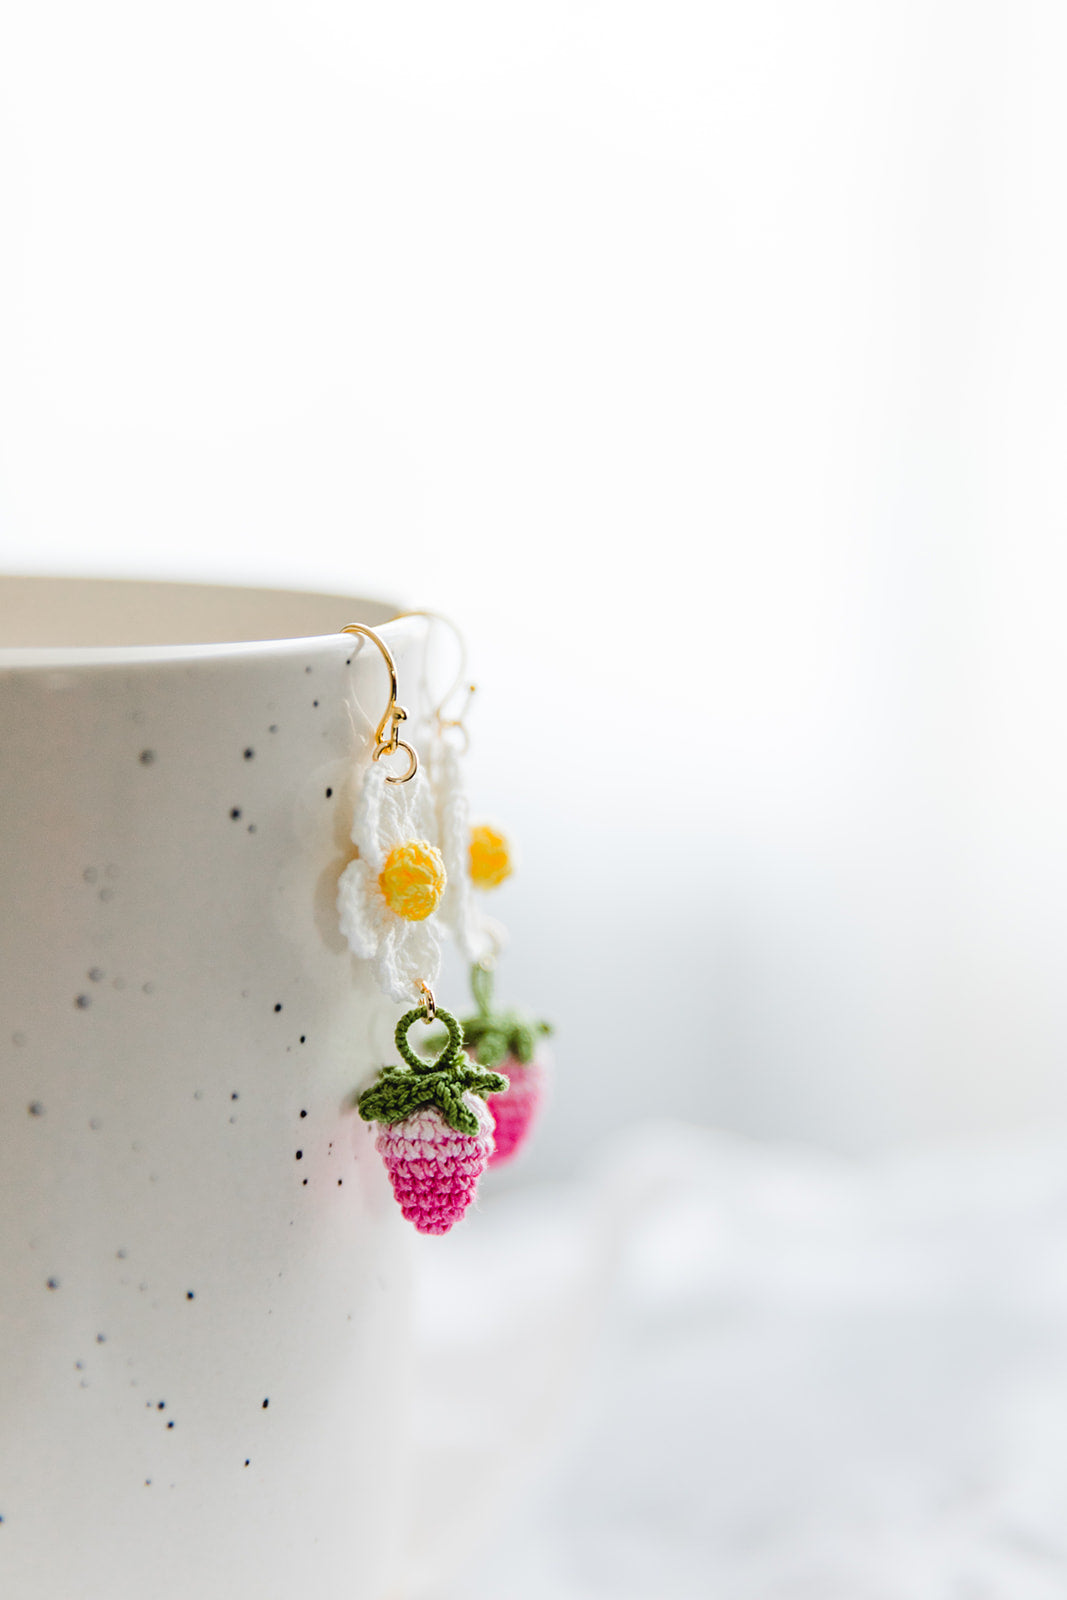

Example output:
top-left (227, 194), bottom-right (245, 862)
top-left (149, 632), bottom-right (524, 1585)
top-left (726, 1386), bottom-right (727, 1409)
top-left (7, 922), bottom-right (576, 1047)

top-left (469, 824), bottom-right (513, 889)
top-left (378, 840), bottom-right (447, 921)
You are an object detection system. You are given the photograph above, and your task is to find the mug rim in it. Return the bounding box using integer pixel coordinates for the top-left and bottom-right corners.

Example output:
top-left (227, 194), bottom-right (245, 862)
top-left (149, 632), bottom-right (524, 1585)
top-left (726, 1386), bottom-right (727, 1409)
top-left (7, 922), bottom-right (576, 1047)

top-left (0, 574), bottom-right (406, 668)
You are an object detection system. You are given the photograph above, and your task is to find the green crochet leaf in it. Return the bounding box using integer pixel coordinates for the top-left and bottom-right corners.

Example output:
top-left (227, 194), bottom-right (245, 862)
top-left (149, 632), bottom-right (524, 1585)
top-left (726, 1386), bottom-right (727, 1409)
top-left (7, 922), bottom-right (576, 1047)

top-left (356, 1006), bottom-right (508, 1136)
top-left (424, 990), bottom-right (552, 1068)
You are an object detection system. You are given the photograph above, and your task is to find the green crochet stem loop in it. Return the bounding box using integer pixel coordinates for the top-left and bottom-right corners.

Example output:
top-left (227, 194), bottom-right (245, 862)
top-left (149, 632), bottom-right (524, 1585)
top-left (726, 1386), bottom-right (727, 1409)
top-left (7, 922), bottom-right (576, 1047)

top-left (358, 1004), bottom-right (508, 1137)
top-left (394, 1006), bottom-right (463, 1074)
top-left (422, 966), bottom-right (553, 1069)
top-left (471, 961), bottom-right (495, 1018)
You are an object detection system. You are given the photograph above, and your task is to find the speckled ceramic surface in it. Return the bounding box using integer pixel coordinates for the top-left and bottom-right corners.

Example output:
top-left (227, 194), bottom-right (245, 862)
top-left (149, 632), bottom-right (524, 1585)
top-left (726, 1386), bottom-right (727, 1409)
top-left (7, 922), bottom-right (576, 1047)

top-left (0, 579), bottom-right (431, 1600)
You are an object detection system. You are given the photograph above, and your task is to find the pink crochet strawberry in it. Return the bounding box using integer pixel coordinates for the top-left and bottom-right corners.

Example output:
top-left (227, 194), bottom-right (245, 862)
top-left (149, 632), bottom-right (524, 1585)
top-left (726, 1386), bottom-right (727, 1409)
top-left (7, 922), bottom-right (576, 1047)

top-left (485, 1054), bottom-right (548, 1166)
top-left (441, 964), bottom-right (552, 1168)
top-left (358, 1006), bottom-right (507, 1234)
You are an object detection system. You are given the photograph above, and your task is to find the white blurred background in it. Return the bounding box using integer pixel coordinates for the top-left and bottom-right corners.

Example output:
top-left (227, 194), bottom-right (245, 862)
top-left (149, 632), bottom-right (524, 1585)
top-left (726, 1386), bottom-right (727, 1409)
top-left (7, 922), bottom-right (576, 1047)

top-left (4, 4), bottom-right (1067, 1594)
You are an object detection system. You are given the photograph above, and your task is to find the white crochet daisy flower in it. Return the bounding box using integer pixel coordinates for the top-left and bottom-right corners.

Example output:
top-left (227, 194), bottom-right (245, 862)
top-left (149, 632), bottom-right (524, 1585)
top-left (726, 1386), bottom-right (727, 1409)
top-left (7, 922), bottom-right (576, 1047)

top-left (337, 762), bottom-right (447, 1004)
top-left (432, 739), bottom-right (508, 965)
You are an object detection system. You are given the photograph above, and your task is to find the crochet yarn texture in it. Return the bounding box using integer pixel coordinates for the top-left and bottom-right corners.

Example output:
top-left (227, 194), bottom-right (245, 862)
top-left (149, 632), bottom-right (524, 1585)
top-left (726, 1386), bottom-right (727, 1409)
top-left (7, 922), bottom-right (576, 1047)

top-left (432, 739), bottom-right (507, 966)
top-left (377, 839), bottom-right (446, 922)
top-left (469, 823), bottom-right (513, 888)
top-left (337, 762), bottom-right (446, 1004)
top-left (374, 1101), bottom-right (494, 1234)
top-left (426, 965), bottom-right (552, 1168)
top-left (358, 1007), bottom-right (508, 1234)
top-left (485, 1053), bottom-right (547, 1167)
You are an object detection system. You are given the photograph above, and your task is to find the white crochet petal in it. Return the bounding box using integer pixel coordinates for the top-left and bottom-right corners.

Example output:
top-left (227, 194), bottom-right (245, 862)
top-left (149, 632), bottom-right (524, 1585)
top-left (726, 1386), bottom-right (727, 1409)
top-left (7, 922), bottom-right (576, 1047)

top-left (374, 767), bottom-right (439, 852)
top-left (344, 755), bottom-right (447, 1002)
top-left (466, 909), bottom-right (509, 966)
top-left (376, 769), bottom-right (407, 847)
top-left (351, 761), bottom-right (387, 870)
top-left (410, 766), bottom-right (440, 843)
top-left (435, 745), bottom-right (468, 869)
top-left (437, 746), bottom-right (473, 942)
top-left (432, 740), bottom-right (508, 963)
top-left (368, 913), bottom-right (440, 1006)
top-left (369, 917), bottom-right (404, 1005)
top-left (337, 858), bottom-right (385, 959)
top-left (388, 915), bottom-right (442, 1005)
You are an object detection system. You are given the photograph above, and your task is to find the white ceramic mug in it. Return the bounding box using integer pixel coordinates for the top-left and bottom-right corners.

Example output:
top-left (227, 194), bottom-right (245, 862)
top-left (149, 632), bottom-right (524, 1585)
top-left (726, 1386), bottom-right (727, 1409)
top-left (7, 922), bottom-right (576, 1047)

top-left (0, 577), bottom-right (430, 1600)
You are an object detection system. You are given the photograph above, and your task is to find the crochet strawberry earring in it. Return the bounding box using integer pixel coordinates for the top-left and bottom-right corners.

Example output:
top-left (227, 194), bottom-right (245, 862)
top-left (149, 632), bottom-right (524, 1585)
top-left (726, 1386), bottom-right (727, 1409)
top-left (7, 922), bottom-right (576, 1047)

top-left (335, 625), bottom-right (444, 1005)
top-left (337, 618), bottom-right (550, 1233)
top-left (457, 960), bottom-right (551, 1167)
top-left (357, 997), bottom-right (507, 1234)
top-left (337, 621), bottom-right (507, 1234)
top-left (424, 959), bottom-right (551, 1166)
top-left (405, 612), bottom-right (552, 1164)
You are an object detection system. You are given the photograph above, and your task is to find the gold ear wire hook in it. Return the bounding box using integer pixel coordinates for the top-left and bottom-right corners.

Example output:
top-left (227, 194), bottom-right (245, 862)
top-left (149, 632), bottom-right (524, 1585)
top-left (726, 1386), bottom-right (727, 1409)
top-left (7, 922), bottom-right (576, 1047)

top-left (340, 623), bottom-right (419, 784)
top-left (438, 683), bottom-right (476, 754)
top-left (390, 610), bottom-right (474, 745)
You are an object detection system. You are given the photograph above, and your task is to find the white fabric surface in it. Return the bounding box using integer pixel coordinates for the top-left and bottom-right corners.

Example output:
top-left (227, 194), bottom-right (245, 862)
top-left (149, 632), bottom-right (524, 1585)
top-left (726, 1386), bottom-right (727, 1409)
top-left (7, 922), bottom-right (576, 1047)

top-left (404, 1124), bottom-right (1067, 1598)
